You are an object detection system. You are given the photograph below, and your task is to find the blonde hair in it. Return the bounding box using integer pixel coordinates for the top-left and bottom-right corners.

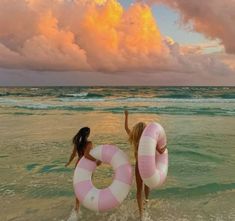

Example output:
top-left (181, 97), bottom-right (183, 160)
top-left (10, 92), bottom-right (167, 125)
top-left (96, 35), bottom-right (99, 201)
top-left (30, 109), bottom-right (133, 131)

top-left (129, 122), bottom-right (146, 156)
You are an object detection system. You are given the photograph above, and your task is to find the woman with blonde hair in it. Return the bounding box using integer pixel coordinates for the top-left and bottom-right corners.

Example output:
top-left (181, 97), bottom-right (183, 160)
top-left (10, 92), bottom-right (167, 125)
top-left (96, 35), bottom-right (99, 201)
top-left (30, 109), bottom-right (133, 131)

top-left (124, 110), bottom-right (166, 219)
top-left (124, 111), bottom-right (149, 219)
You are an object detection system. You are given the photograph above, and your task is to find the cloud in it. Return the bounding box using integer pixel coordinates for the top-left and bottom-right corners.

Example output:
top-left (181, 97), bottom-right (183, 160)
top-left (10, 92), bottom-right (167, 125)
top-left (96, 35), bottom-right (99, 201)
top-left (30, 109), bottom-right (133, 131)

top-left (215, 53), bottom-right (235, 71)
top-left (0, 0), bottom-right (234, 77)
top-left (0, 0), bottom-right (167, 71)
top-left (163, 37), bottom-right (233, 76)
top-left (179, 41), bottom-right (223, 54)
top-left (146, 0), bottom-right (235, 54)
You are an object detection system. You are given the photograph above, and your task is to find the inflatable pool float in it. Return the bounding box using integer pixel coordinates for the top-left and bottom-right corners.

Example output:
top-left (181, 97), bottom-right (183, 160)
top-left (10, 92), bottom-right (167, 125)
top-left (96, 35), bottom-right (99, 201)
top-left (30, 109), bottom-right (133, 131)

top-left (138, 122), bottom-right (168, 189)
top-left (73, 145), bottom-right (132, 212)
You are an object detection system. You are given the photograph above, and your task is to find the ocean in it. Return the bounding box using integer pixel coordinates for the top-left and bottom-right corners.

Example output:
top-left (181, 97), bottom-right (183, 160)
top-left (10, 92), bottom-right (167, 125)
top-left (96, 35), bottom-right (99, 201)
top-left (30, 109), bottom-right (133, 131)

top-left (0, 87), bottom-right (234, 221)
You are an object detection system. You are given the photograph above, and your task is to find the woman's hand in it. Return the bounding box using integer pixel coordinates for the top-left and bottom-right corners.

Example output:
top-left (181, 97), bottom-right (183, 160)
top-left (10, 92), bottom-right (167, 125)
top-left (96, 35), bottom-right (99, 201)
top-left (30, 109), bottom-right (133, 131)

top-left (157, 145), bottom-right (167, 154)
top-left (96, 160), bottom-right (102, 166)
top-left (65, 162), bottom-right (70, 167)
top-left (66, 145), bottom-right (76, 167)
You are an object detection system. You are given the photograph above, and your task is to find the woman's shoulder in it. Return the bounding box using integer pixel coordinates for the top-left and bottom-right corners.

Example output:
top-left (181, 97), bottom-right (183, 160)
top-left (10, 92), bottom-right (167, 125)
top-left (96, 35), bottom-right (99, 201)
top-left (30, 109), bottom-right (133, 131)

top-left (86, 141), bottom-right (93, 148)
top-left (84, 141), bottom-right (92, 153)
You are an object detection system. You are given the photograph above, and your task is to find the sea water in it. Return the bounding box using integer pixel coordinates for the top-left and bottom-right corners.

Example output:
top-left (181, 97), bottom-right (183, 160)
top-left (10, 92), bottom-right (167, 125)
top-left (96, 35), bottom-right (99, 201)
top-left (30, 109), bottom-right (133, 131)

top-left (0, 87), bottom-right (234, 221)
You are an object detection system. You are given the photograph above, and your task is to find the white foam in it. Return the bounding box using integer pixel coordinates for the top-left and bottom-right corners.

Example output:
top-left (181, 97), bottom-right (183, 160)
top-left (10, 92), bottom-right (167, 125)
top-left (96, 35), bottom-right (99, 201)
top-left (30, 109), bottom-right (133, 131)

top-left (65, 209), bottom-right (78, 221)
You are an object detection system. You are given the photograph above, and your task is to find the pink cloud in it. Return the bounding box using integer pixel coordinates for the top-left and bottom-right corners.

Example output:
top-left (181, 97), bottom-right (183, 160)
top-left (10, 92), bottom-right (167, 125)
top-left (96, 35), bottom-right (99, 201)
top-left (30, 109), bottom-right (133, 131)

top-left (0, 0), bottom-right (234, 80)
top-left (147, 0), bottom-right (235, 54)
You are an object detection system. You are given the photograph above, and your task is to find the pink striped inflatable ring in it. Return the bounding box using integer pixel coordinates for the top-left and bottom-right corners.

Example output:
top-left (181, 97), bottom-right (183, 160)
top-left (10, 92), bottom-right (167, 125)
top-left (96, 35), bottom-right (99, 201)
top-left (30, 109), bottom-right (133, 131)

top-left (138, 123), bottom-right (168, 189)
top-left (73, 145), bottom-right (133, 212)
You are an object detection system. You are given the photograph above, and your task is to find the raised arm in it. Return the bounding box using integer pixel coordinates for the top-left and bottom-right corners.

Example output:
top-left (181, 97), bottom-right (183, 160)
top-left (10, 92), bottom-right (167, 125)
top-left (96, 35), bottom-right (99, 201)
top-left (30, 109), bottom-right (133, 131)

top-left (124, 110), bottom-right (131, 135)
top-left (65, 145), bottom-right (77, 167)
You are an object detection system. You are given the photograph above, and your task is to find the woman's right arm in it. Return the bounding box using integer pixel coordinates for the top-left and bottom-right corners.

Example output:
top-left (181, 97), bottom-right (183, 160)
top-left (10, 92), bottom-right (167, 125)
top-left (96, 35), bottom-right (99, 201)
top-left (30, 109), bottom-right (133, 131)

top-left (84, 142), bottom-right (101, 165)
top-left (125, 110), bottom-right (131, 135)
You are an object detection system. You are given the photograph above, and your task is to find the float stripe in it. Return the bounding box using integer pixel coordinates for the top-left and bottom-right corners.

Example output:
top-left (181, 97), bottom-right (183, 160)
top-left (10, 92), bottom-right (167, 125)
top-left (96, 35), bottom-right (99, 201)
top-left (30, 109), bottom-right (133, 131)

top-left (138, 136), bottom-right (156, 156)
top-left (74, 180), bottom-right (93, 203)
top-left (83, 187), bottom-right (100, 211)
top-left (101, 145), bottom-right (119, 163)
top-left (138, 155), bottom-right (156, 178)
top-left (143, 170), bottom-right (161, 188)
top-left (98, 188), bottom-right (120, 212)
top-left (156, 152), bottom-right (168, 165)
top-left (109, 180), bottom-right (131, 203)
top-left (73, 167), bottom-right (92, 184)
top-left (111, 151), bottom-right (129, 170)
top-left (78, 157), bottom-right (96, 172)
top-left (142, 123), bottom-right (160, 140)
top-left (115, 164), bottom-right (132, 185)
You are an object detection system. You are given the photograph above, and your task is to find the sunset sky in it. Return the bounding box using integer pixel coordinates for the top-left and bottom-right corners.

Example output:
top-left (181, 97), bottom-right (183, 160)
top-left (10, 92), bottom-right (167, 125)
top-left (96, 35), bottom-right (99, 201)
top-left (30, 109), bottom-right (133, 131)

top-left (0, 0), bottom-right (234, 86)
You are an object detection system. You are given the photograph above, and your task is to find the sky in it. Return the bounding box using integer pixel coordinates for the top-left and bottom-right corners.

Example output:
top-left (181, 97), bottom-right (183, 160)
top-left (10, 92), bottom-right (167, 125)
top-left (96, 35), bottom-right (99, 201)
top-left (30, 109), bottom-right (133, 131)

top-left (0, 0), bottom-right (234, 86)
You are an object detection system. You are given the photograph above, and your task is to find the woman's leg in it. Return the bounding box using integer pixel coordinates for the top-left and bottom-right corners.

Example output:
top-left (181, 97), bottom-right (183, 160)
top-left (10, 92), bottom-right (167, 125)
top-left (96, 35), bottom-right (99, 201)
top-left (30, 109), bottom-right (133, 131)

top-left (74, 163), bottom-right (80, 212)
top-left (144, 185), bottom-right (150, 201)
top-left (75, 198), bottom-right (80, 212)
top-left (135, 163), bottom-right (143, 219)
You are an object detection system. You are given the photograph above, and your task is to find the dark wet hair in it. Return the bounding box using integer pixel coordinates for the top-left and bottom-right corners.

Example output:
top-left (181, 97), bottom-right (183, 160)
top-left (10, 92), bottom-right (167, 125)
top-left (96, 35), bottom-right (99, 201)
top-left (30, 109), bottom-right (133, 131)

top-left (73, 127), bottom-right (90, 158)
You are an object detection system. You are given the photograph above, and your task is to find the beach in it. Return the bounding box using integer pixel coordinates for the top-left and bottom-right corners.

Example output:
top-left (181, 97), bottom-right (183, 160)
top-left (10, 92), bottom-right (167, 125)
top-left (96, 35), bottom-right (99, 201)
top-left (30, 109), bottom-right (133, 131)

top-left (0, 87), bottom-right (235, 221)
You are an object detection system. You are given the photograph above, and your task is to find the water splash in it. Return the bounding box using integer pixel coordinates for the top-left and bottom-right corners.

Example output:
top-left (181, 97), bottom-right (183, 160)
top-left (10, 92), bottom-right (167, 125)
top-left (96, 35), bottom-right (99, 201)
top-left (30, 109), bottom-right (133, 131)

top-left (65, 209), bottom-right (81, 221)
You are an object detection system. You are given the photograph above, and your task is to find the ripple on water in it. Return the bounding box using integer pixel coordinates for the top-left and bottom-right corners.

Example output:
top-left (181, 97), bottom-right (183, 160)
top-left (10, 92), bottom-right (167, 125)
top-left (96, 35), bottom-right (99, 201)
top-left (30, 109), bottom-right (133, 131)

top-left (38, 164), bottom-right (71, 174)
top-left (26, 163), bottom-right (40, 171)
top-left (151, 182), bottom-right (235, 198)
top-left (170, 149), bottom-right (223, 163)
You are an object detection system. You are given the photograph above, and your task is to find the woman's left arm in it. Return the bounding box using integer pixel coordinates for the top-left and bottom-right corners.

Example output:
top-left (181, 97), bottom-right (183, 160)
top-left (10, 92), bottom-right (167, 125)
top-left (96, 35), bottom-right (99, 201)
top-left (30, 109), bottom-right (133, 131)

top-left (124, 110), bottom-right (131, 135)
top-left (65, 145), bottom-right (77, 167)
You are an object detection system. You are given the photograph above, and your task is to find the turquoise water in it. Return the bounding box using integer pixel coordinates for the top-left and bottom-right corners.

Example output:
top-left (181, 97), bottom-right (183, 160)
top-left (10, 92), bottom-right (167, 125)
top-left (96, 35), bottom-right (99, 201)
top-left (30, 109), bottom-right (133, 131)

top-left (0, 87), bottom-right (234, 221)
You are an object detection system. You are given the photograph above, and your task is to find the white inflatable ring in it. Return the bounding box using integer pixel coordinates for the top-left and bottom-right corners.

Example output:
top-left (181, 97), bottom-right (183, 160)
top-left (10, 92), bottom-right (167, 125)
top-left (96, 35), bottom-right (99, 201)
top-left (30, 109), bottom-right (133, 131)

top-left (73, 145), bottom-right (133, 212)
top-left (138, 122), bottom-right (168, 189)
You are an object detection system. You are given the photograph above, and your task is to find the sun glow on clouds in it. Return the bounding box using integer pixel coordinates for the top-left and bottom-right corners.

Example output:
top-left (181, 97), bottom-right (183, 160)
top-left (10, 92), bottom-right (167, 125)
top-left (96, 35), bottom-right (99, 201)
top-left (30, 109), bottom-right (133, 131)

top-left (0, 0), bottom-right (234, 75)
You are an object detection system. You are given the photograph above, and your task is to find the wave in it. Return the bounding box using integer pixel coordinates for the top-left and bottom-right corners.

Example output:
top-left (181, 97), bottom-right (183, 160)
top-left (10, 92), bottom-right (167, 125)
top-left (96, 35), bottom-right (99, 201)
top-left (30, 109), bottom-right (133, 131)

top-left (116, 97), bottom-right (235, 103)
top-left (38, 164), bottom-right (71, 174)
top-left (13, 112), bottom-right (34, 115)
top-left (1, 104), bottom-right (234, 116)
top-left (219, 93), bottom-right (235, 99)
top-left (152, 182), bottom-right (235, 198)
top-left (14, 104), bottom-right (95, 111)
top-left (1, 87), bottom-right (234, 100)
top-left (26, 163), bottom-right (40, 171)
top-left (60, 92), bottom-right (108, 99)
top-left (103, 106), bottom-right (235, 116)
top-left (57, 97), bottom-right (235, 104)
top-left (10, 182), bottom-right (235, 199)
top-left (63, 92), bottom-right (88, 97)
top-left (59, 97), bottom-right (105, 102)
top-left (28, 185), bottom-right (73, 198)
top-left (170, 149), bottom-right (223, 163)
top-left (2, 96), bottom-right (235, 106)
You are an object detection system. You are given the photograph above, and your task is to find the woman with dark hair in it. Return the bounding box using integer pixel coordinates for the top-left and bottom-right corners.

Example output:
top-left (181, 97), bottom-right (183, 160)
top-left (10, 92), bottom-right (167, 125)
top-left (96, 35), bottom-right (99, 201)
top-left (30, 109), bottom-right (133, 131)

top-left (65, 127), bottom-right (101, 212)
